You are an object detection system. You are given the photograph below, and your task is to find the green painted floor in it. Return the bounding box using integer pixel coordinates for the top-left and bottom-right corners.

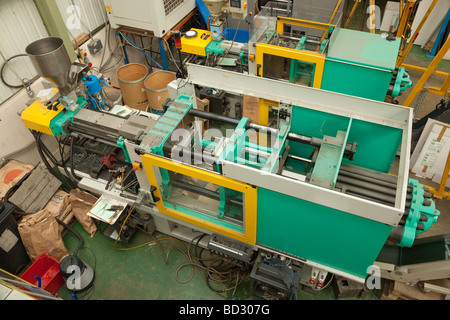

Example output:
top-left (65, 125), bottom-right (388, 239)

top-left (56, 220), bottom-right (379, 301)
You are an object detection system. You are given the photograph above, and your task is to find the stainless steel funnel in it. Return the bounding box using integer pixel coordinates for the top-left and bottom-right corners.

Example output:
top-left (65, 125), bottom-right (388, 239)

top-left (26, 37), bottom-right (72, 96)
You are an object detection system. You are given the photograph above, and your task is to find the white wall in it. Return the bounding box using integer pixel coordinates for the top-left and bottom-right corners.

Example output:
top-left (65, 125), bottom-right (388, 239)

top-left (0, 0), bottom-right (49, 103)
top-left (56, 0), bottom-right (106, 39)
top-left (0, 0), bottom-right (120, 165)
top-left (0, 78), bottom-right (58, 165)
top-left (0, 23), bottom-right (158, 165)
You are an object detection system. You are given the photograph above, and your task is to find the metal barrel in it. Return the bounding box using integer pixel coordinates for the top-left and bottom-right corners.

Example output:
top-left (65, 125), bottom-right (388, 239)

top-left (26, 37), bottom-right (72, 95)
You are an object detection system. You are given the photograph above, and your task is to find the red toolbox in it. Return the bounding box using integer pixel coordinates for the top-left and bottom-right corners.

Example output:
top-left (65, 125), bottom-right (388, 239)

top-left (20, 253), bottom-right (64, 294)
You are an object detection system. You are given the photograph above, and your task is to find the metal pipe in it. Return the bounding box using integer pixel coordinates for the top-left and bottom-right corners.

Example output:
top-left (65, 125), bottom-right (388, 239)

top-left (188, 108), bottom-right (358, 159)
top-left (66, 124), bottom-right (118, 144)
top-left (339, 166), bottom-right (435, 200)
top-left (337, 175), bottom-right (398, 197)
top-left (344, 191), bottom-right (393, 207)
top-left (344, 190), bottom-right (411, 209)
top-left (336, 175), bottom-right (412, 201)
top-left (188, 108), bottom-right (241, 127)
top-left (338, 168), bottom-right (399, 190)
top-left (336, 182), bottom-right (396, 204)
top-left (287, 154), bottom-right (312, 163)
top-left (163, 142), bottom-right (218, 165)
top-left (340, 163), bottom-right (399, 184)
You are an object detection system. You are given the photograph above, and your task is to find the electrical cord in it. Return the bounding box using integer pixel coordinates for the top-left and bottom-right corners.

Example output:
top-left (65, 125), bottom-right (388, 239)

top-left (163, 38), bottom-right (184, 76)
top-left (56, 135), bottom-right (79, 187)
top-left (55, 216), bottom-right (83, 257)
top-left (69, 136), bottom-right (83, 181)
top-left (0, 54), bottom-right (29, 89)
top-left (113, 220), bottom-right (248, 299)
top-left (56, 219), bottom-right (98, 300)
top-left (117, 31), bottom-right (163, 69)
top-left (30, 130), bottom-right (73, 192)
top-left (217, 19), bottom-right (242, 66)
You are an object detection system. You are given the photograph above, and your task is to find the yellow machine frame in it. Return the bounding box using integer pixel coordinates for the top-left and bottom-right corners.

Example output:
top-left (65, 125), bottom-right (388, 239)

top-left (275, 17), bottom-right (335, 34)
top-left (255, 17), bottom-right (333, 89)
top-left (140, 153), bottom-right (258, 245)
top-left (255, 43), bottom-right (325, 89)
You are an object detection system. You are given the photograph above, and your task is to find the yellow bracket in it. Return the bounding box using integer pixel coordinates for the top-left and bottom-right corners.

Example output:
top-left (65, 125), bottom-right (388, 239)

top-left (140, 153), bottom-right (258, 245)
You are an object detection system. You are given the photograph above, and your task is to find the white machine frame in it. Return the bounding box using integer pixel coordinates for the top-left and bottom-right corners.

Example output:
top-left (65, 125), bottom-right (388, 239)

top-left (103, 0), bottom-right (197, 37)
top-left (183, 63), bottom-right (413, 227)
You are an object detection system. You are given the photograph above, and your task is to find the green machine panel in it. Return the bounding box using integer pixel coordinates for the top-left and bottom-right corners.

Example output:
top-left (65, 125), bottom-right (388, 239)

top-left (321, 60), bottom-right (393, 101)
top-left (343, 119), bottom-right (402, 173)
top-left (257, 188), bottom-right (393, 279)
top-left (288, 106), bottom-right (403, 173)
top-left (320, 28), bottom-right (401, 101)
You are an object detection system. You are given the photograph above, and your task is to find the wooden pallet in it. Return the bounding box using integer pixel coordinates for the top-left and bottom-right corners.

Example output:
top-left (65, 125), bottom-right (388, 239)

top-left (9, 164), bottom-right (62, 214)
top-left (381, 280), bottom-right (448, 300)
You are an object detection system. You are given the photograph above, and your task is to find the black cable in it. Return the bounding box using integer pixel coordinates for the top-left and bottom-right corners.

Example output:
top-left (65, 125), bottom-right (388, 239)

top-left (31, 130), bottom-right (72, 192)
top-left (55, 217), bottom-right (83, 257)
top-left (37, 132), bottom-right (59, 165)
top-left (194, 234), bottom-right (207, 267)
top-left (53, 134), bottom-right (78, 188)
top-left (136, 34), bottom-right (153, 69)
top-left (60, 135), bottom-right (79, 186)
top-left (55, 134), bottom-right (79, 187)
top-left (70, 136), bottom-right (83, 181)
top-left (0, 54), bottom-right (28, 89)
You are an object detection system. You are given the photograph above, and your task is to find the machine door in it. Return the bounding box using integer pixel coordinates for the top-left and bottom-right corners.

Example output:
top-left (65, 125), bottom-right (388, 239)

top-left (256, 43), bottom-right (325, 89)
top-left (140, 153), bottom-right (257, 245)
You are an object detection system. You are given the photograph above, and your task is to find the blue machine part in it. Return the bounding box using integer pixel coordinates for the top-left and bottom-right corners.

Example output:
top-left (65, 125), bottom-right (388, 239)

top-left (85, 75), bottom-right (103, 95)
top-left (397, 179), bottom-right (440, 247)
top-left (84, 75), bottom-right (107, 110)
top-left (196, 0), bottom-right (210, 28)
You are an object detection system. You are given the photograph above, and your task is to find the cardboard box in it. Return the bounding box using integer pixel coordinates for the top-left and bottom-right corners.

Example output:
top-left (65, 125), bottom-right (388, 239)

top-left (410, 119), bottom-right (450, 188)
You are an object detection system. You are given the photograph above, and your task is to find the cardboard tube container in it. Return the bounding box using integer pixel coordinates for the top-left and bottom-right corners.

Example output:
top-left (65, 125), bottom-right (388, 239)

top-left (116, 63), bottom-right (149, 111)
top-left (144, 71), bottom-right (176, 113)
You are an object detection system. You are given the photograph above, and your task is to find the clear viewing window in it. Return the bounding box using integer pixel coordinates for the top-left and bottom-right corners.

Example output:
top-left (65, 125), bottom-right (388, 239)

top-left (263, 54), bottom-right (315, 87)
top-left (160, 170), bottom-right (244, 228)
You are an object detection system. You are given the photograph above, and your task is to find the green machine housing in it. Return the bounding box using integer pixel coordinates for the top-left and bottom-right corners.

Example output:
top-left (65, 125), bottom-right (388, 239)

top-left (321, 28), bottom-right (411, 102)
top-left (137, 65), bottom-right (438, 282)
